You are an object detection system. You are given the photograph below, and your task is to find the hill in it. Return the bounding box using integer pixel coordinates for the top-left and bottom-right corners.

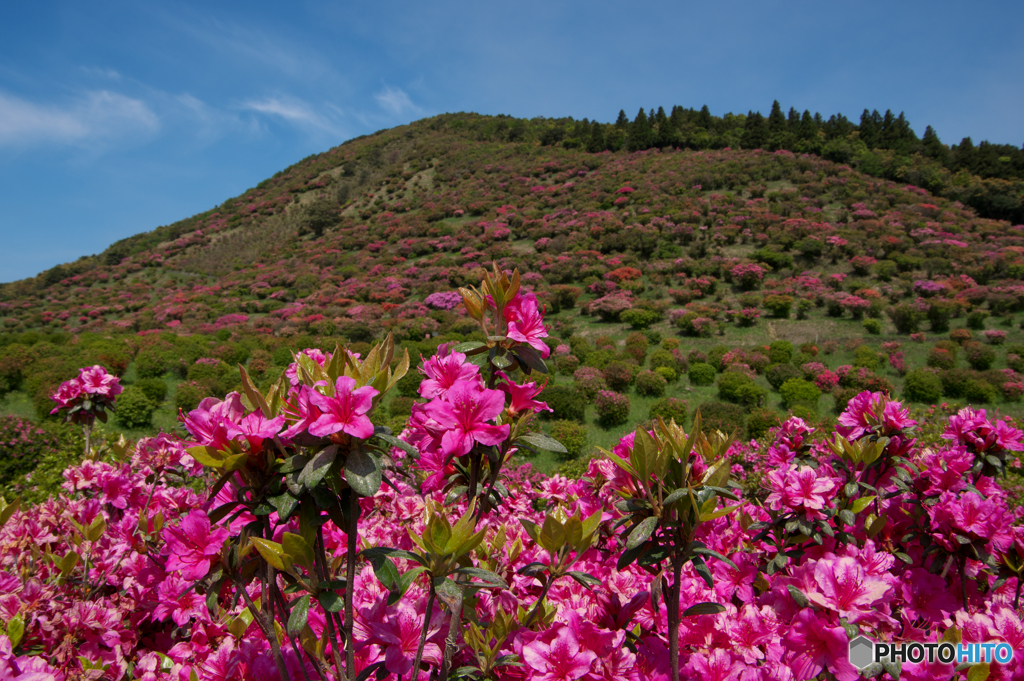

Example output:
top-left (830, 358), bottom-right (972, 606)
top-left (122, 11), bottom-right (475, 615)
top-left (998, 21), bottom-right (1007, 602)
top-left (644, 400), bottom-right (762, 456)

top-left (1, 110), bottom-right (1024, 486)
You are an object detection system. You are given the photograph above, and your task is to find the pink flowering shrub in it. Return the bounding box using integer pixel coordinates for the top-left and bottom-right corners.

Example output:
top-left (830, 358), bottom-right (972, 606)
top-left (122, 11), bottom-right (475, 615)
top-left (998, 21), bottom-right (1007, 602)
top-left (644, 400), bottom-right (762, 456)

top-left (7, 264), bottom-right (1024, 681)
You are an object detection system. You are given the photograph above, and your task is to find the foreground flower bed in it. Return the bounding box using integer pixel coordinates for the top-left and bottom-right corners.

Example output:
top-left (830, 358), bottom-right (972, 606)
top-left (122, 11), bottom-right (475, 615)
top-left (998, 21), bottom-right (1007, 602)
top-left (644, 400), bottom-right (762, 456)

top-left (3, 267), bottom-right (1024, 681)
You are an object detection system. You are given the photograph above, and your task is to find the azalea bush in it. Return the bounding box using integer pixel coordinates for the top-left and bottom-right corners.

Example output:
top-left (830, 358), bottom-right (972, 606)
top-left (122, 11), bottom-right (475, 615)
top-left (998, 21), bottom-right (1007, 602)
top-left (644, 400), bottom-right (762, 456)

top-left (4, 266), bottom-right (1024, 681)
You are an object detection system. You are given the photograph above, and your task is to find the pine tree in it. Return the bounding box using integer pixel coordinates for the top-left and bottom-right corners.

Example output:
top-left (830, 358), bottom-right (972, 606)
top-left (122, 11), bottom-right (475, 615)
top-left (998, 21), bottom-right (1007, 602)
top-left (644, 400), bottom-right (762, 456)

top-left (768, 100), bottom-right (786, 133)
top-left (921, 125), bottom-right (949, 163)
top-left (615, 110), bottom-right (629, 128)
top-left (698, 105), bottom-right (712, 129)
top-left (859, 109), bottom-right (882, 148)
top-left (787, 107), bottom-right (800, 130)
top-left (587, 121), bottom-right (606, 153)
top-left (628, 107), bottom-right (654, 151)
top-left (799, 110), bottom-right (818, 140)
top-left (741, 111), bottom-right (769, 150)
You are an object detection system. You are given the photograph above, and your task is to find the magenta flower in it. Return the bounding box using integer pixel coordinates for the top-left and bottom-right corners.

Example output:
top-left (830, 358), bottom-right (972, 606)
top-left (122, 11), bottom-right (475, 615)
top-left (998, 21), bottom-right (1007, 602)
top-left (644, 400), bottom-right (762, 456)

top-left (78, 365), bottom-right (123, 398)
top-left (163, 511), bottom-right (229, 580)
top-left (369, 600), bottom-right (442, 678)
top-left (504, 291), bottom-right (550, 359)
top-left (229, 412), bottom-right (286, 453)
top-left (424, 380), bottom-right (510, 459)
top-left (308, 376), bottom-right (378, 440)
top-left (765, 465), bottom-right (839, 521)
top-left (805, 556), bottom-right (892, 622)
top-left (522, 625), bottom-right (597, 681)
top-left (49, 377), bottom-right (83, 413)
top-left (497, 372), bottom-right (551, 418)
top-left (784, 608), bottom-right (859, 681)
top-left (418, 344), bottom-right (481, 400)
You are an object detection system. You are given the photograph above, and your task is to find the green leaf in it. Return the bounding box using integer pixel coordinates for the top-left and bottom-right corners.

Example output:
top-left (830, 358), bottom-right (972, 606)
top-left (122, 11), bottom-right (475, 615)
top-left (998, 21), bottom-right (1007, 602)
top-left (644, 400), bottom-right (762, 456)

top-left (345, 448), bottom-right (382, 497)
top-left (286, 595), bottom-right (310, 638)
top-left (362, 547), bottom-right (427, 567)
top-left (282, 533), bottom-right (315, 569)
top-left (513, 345), bottom-right (548, 374)
top-left (787, 585), bottom-right (810, 608)
top-left (491, 353), bottom-right (513, 369)
top-left (626, 516), bottom-right (658, 551)
top-left (371, 432), bottom-right (419, 458)
top-left (317, 591), bottom-right (344, 612)
top-left (453, 341), bottom-right (486, 353)
top-left (387, 567), bottom-right (428, 606)
top-left (691, 556), bottom-right (713, 589)
top-left (250, 537), bottom-right (287, 572)
top-left (690, 545), bottom-right (737, 569)
top-left (0, 498), bottom-right (21, 530)
top-left (967, 662), bottom-right (991, 681)
top-left (518, 433), bottom-right (567, 454)
top-left (454, 567), bottom-right (508, 589)
top-left (369, 555), bottom-right (400, 591)
top-left (298, 446), bottom-right (338, 490)
top-left (850, 495), bottom-right (876, 514)
top-left (6, 613), bottom-right (24, 648)
top-left (208, 501), bottom-right (241, 524)
top-left (682, 602), bottom-right (726, 617)
top-left (566, 571), bottom-right (602, 590)
top-left (616, 542), bottom-right (647, 570)
top-left (662, 489), bottom-right (687, 506)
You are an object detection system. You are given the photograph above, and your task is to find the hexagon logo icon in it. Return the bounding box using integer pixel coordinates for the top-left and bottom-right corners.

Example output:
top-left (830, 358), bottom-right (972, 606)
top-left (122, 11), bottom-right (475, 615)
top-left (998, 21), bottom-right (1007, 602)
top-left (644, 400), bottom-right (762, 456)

top-left (849, 635), bottom-right (874, 670)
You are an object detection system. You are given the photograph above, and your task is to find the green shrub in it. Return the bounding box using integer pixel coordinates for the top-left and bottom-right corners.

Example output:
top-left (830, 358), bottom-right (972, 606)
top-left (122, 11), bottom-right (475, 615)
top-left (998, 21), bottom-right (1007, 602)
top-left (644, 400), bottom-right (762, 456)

top-left (927, 300), bottom-right (956, 332)
top-left (904, 369), bottom-right (943, 403)
top-left (572, 367), bottom-right (606, 401)
top-left (635, 370), bottom-right (668, 397)
top-left (852, 345), bottom-right (880, 370)
top-left (396, 370), bottom-right (422, 398)
top-left (542, 385), bottom-right (586, 422)
top-left (962, 379), bottom-right (998, 404)
top-left (747, 407), bottom-right (781, 440)
top-left (928, 347), bottom-right (957, 370)
top-left (887, 304), bottom-right (921, 334)
top-left (135, 378), bottom-right (168, 404)
top-left (688, 363), bottom-right (716, 386)
top-left (763, 295), bottom-right (793, 319)
top-left (602, 361), bottom-right (638, 392)
top-left (581, 348), bottom-right (617, 370)
top-left (768, 341), bottom-right (793, 365)
top-left (595, 391), bottom-right (630, 427)
top-left (779, 379), bottom-right (821, 412)
top-left (697, 401), bottom-right (746, 435)
top-left (862, 319), bottom-right (882, 335)
top-left (832, 388), bottom-right (860, 415)
top-left (0, 418), bottom-right (84, 504)
top-left (766, 363), bottom-right (802, 391)
top-left (649, 397), bottom-right (688, 424)
top-left (271, 346), bottom-right (294, 366)
top-left (116, 386), bottom-right (156, 429)
top-left (549, 420), bottom-right (589, 459)
top-left (620, 308), bottom-right (660, 329)
top-left (967, 311), bottom-right (989, 330)
top-left (175, 381), bottom-right (206, 413)
top-left (554, 354), bottom-right (580, 375)
top-left (964, 341), bottom-right (996, 371)
top-left (654, 366), bottom-right (677, 383)
top-left (389, 396), bottom-right (416, 418)
top-left (717, 372), bottom-right (766, 408)
top-left (135, 351), bottom-right (169, 379)
top-left (649, 349), bottom-right (676, 372)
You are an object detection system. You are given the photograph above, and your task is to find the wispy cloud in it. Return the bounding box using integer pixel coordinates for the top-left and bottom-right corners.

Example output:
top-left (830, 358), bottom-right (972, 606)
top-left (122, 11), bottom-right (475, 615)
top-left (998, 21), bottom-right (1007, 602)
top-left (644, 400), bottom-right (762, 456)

top-left (241, 95), bottom-right (346, 138)
top-left (374, 86), bottom-right (422, 117)
top-left (0, 90), bottom-right (159, 147)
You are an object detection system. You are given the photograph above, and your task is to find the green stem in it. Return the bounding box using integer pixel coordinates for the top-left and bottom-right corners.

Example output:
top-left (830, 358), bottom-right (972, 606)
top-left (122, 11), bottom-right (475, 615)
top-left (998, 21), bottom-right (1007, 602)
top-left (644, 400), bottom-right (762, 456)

top-left (410, 579), bottom-right (436, 680)
top-left (522, 575), bottom-right (555, 629)
top-left (345, 492), bottom-right (358, 681)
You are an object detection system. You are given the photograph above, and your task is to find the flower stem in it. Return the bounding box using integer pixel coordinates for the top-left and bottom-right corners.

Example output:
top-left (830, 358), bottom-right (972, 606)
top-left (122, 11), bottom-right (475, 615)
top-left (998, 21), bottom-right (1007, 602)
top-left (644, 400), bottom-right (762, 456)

top-left (316, 528), bottom-right (347, 681)
top-left (410, 579), bottom-right (436, 680)
top-left (667, 555), bottom-right (682, 681)
top-left (345, 492), bottom-right (358, 681)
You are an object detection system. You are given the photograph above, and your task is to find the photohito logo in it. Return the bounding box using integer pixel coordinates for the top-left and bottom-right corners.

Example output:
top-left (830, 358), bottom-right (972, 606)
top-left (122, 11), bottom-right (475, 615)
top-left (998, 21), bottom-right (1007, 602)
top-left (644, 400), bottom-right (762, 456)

top-left (848, 636), bottom-right (1015, 669)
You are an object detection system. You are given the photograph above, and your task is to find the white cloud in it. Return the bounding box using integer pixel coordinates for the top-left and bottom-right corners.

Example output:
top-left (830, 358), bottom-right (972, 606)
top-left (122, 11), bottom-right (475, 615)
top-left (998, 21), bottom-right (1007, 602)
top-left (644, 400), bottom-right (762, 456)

top-left (0, 90), bottom-right (159, 147)
top-left (374, 86), bottom-right (422, 117)
top-left (242, 95), bottom-right (346, 138)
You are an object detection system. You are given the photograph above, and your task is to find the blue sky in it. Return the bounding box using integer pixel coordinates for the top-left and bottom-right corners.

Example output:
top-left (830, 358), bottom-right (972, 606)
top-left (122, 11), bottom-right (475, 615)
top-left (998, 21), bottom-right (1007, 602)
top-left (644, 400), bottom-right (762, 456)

top-left (1, 0), bottom-right (1021, 283)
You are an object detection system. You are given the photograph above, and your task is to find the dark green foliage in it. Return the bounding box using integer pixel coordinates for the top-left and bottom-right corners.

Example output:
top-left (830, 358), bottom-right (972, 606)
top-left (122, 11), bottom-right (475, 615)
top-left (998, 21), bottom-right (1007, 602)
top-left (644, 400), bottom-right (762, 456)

top-left (766, 363), bottom-right (801, 391)
top-left (542, 385), bottom-right (586, 423)
top-left (768, 341), bottom-right (793, 365)
top-left (927, 300), bottom-right (956, 332)
top-left (175, 381), bottom-right (206, 414)
top-left (116, 386), bottom-right (156, 429)
top-left (964, 341), bottom-right (996, 370)
top-left (904, 369), bottom-right (943, 403)
top-left (852, 346), bottom-right (880, 370)
top-left (635, 370), bottom-right (667, 398)
top-left (602, 362), bottom-right (638, 392)
top-left (706, 346), bottom-right (729, 372)
top-left (779, 379), bottom-right (821, 412)
top-left (717, 372), bottom-right (766, 408)
top-left (747, 408), bottom-right (781, 440)
top-left (688, 363), bottom-right (716, 386)
top-left (967, 311), bottom-right (989, 330)
top-left (298, 197), bottom-right (340, 238)
top-left (396, 370), bottom-right (422, 398)
top-left (549, 420), bottom-right (589, 460)
top-left (887, 304), bottom-right (921, 334)
top-left (763, 295), bottom-right (793, 319)
top-left (752, 248), bottom-right (793, 271)
top-left (554, 354), bottom-right (580, 376)
top-left (388, 396), bottom-right (415, 418)
top-left (697, 401), bottom-right (747, 435)
top-left (135, 351), bottom-right (169, 379)
top-left (928, 347), bottom-right (957, 371)
top-left (648, 397), bottom-right (688, 425)
top-left (620, 308), bottom-right (660, 329)
top-left (863, 319), bottom-right (882, 335)
top-left (134, 378), bottom-right (168, 404)
top-left (962, 379), bottom-right (998, 404)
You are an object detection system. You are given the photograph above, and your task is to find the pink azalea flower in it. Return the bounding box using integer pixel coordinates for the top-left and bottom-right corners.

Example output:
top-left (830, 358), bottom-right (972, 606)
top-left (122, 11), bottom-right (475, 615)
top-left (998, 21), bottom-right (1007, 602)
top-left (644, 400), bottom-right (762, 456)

top-left (163, 511), bottom-right (229, 580)
top-left (368, 600), bottom-right (442, 679)
top-left (784, 608), bottom-right (859, 681)
top-left (153, 574), bottom-right (210, 626)
top-left (308, 376), bottom-right (378, 440)
top-left (504, 291), bottom-right (550, 359)
top-left (765, 465), bottom-right (839, 520)
top-left (497, 371), bottom-right (551, 417)
top-left (424, 380), bottom-right (510, 459)
top-left (805, 556), bottom-right (891, 622)
top-left (685, 648), bottom-right (746, 681)
top-left (522, 625), bottom-right (597, 681)
top-left (229, 412), bottom-right (286, 453)
top-left (78, 365), bottom-right (123, 398)
top-left (49, 377), bottom-right (83, 412)
top-left (418, 344), bottom-right (481, 400)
